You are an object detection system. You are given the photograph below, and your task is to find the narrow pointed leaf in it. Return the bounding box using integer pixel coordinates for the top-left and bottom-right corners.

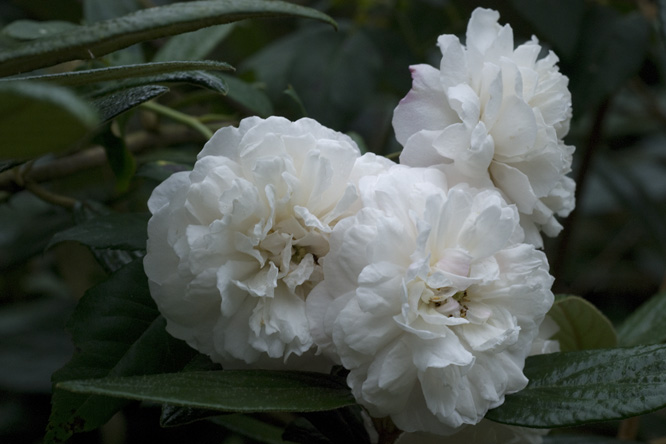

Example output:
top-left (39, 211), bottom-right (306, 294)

top-left (2, 19), bottom-right (80, 40)
top-left (617, 292), bottom-right (666, 347)
top-left (57, 370), bottom-right (356, 413)
top-left (45, 260), bottom-right (197, 444)
top-left (548, 295), bottom-right (617, 351)
top-left (92, 84), bottom-right (168, 122)
top-left (91, 70), bottom-right (228, 99)
top-left (153, 25), bottom-right (235, 62)
top-left (0, 0), bottom-right (336, 77)
top-left (486, 345), bottom-right (666, 428)
top-left (4, 61), bottom-right (232, 86)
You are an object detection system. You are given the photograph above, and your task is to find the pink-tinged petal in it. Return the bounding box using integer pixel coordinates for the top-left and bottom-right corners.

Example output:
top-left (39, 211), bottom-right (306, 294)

top-left (393, 64), bottom-right (457, 145)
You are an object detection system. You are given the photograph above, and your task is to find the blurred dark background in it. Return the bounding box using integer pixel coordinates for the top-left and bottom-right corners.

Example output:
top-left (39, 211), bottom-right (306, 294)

top-left (1, 0), bottom-right (666, 442)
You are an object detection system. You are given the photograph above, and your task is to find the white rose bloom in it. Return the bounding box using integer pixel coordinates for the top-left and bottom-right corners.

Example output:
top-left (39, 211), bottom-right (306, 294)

top-left (393, 7), bottom-right (575, 247)
top-left (144, 116), bottom-right (393, 366)
top-left (307, 165), bottom-right (554, 435)
top-left (394, 318), bottom-right (560, 443)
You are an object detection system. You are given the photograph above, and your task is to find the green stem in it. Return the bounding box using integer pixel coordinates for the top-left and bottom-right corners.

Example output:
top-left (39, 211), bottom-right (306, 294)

top-left (141, 101), bottom-right (214, 139)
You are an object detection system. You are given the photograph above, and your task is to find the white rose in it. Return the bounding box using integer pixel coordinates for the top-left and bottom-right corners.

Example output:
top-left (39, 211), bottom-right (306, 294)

top-left (307, 165), bottom-right (554, 434)
top-left (393, 7), bottom-right (575, 247)
top-left (144, 116), bottom-right (393, 367)
top-left (394, 316), bottom-right (560, 442)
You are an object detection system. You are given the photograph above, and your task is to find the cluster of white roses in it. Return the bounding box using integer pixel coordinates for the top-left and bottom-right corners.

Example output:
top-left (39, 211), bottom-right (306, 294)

top-left (144, 8), bottom-right (572, 442)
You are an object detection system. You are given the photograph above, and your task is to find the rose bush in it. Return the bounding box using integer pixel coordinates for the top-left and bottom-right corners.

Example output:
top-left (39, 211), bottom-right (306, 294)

top-left (393, 7), bottom-right (575, 247)
top-left (307, 165), bottom-right (554, 435)
top-left (144, 116), bottom-right (392, 367)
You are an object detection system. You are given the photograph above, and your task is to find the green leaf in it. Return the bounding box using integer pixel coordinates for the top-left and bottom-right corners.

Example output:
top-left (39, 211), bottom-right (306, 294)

top-left (91, 70), bottom-right (229, 99)
top-left (99, 130), bottom-right (136, 193)
top-left (211, 414), bottom-right (297, 444)
top-left (2, 19), bottom-right (80, 40)
top-left (244, 23), bottom-right (379, 128)
top-left (0, 81), bottom-right (98, 160)
top-left (82, 0), bottom-right (144, 66)
top-left (486, 345), bottom-right (666, 428)
top-left (548, 295), bottom-right (617, 352)
top-left (4, 60), bottom-right (233, 87)
top-left (617, 292), bottom-right (666, 347)
top-left (160, 405), bottom-right (224, 427)
top-left (0, 0), bottom-right (336, 77)
top-left (48, 212), bottom-right (149, 251)
top-left (57, 370), bottom-right (356, 413)
top-left (218, 73), bottom-right (273, 117)
top-left (84, 0), bottom-right (139, 23)
top-left (45, 259), bottom-right (197, 444)
top-left (153, 24), bottom-right (235, 62)
top-left (91, 84), bottom-right (168, 122)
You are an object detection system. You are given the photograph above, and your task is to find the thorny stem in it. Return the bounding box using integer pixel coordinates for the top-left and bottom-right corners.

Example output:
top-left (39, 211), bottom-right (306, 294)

top-left (140, 100), bottom-right (214, 139)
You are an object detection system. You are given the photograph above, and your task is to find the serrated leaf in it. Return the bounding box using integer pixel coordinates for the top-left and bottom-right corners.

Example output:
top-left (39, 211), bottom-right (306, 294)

top-left (486, 345), bottom-right (666, 428)
top-left (548, 295), bottom-right (617, 351)
top-left (0, 81), bottom-right (98, 159)
top-left (5, 60), bottom-right (233, 87)
top-left (48, 212), bottom-right (149, 251)
top-left (0, 0), bottom-right (336, 77)
top-left (153, 24), bottom-right (235, 62)
top-left (57, 370), bottom-right (356, 413)
top-left (2, 19), bottom-right (80, 40)
top-left (45, 259), bottom-right (197, 444)
top-left (617, 292), bottom-right (666, 347)
top-left (91, 84), bottom-right (168, 122)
